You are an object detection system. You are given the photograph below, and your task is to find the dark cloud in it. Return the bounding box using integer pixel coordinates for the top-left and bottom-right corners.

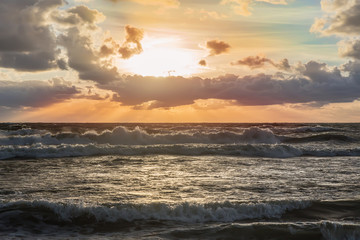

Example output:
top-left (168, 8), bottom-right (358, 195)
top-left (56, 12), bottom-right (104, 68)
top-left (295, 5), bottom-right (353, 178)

top-left (199, 59), bottom-right (207, 66)
top-left (320, 2), bottom-right (360, 35)
top-left (57, 59), bottom-right (68, 70)
top-left (231, 55), bottom-right (291, 71)
top-left (311, 1), bottom-right (360, 61)
top-left (341, 60), bottom-right (360, 84)
top-left (49, 3), bottom-right (121, 84)
top-left (58, 27), bottom-right (120, 84)
top-left (52, 4), bottom-right (104, 28)
top-left (0, 78), bottom-right (79, 108)
top-left (232, 55), bottom-right (269, 69)
top-left (51, 11), bottom-right (80, 25)
top-left (100, 45), bottom-right (116, 57)
top-left (105, 75), bottom-right (202, 107)
top-left (0, 0), bottom-right (64, 71)
top-left (0, 52), bottom-right (59, 72)
top-left (100, 38), bottom-right (120, 57)
top-left (98, 60), bottom-right (360, 108)
top-left (0, 1), bottom-right (143, 84)
top-left (68, 5), bottom-right (104, 24)
top-left (118, 25), bottom-right (144, 59)
top-left (339, 39), bottom-right (360, 60)
top-left (53, 6), bottom-right (142, 84)
top-left (206, 40), bottom-right (231, 56)
top-left (277, 58), bottom-right (291, 71)
top-left (0, 0), bottom-right (113, 80)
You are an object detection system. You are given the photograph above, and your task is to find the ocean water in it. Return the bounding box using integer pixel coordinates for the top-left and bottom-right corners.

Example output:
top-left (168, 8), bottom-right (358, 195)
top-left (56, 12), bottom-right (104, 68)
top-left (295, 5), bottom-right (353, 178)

top-left (0, 123), bottom-right (359, 239)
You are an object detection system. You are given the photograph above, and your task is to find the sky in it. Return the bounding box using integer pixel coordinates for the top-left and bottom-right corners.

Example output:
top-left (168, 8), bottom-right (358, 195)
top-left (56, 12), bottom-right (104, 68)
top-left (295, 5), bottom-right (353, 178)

top-left (0, 0), bottom-right (360, 122)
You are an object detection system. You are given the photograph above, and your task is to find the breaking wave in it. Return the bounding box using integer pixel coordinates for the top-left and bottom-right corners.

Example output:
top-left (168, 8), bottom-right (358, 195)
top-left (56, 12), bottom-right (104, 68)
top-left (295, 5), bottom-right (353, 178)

top-left (0, 143), bottom-right (298, 159)
top-left (274, 125), bottom-right (342, 133)
top-left (1, 125), bottom-right (357, 146)
top-left (1, 199), bottom-right (360, 224)
top-left (1, 200), bottom-right (359, 239)
top-left (0, 126), bottom-right (280, 146)
top-left (1, 125), bottom-right (359, 160)
top-left (165, 221), bottom-right (360, 240)
top-left (0, 200), bottom-right (311, 224)
top-left (283, 133), bottom-right (356, 143)
top-left (1, 142), bottom-right (360, 160)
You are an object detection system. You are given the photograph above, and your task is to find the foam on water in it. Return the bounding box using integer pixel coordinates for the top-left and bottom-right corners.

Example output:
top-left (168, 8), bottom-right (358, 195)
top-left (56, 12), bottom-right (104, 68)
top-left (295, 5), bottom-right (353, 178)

top-left (0, 123), bottom-right (359, 239)
top-left (0, 124), bottom-right (359, 159)
top-left (0, 126), bottom-right (281, 146)
top-left (0, 143), bottom-right (302, 159)
top-left (1, 200), bottom-right (359, 239)
top-left (0, 200), bottom-right (311, 223)
top-left (275, 125), bottom-right (342, 133)
top-left (2, 142), bottom-right (360, 160)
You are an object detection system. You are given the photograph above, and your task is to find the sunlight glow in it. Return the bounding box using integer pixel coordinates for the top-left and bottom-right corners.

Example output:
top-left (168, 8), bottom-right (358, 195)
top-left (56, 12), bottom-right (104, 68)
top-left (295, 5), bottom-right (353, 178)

top-left (120, 37), bottom-right (200, 77)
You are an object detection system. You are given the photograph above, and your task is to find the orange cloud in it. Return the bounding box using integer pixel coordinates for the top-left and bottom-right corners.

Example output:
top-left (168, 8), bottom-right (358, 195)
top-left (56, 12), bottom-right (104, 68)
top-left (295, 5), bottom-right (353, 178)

top-left (206, 40), bottom-right (231, 56)
top-left (118, 25), bottom-right (144, 59)
top-left (198, 59), bottom-right (207, 66)
top-left (231, 55), bottom-right (291, 71)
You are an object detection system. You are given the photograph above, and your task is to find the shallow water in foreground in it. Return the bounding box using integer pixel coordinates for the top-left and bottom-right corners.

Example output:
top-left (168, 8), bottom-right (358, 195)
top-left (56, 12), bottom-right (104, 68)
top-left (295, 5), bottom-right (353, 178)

top-left (0, 123), bottom-right (359, 239)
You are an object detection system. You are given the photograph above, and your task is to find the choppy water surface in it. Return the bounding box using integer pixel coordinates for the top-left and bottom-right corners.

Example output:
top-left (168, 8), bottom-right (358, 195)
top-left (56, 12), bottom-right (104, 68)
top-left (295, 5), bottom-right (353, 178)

top-left (0, 123), bottom-right (359, 239)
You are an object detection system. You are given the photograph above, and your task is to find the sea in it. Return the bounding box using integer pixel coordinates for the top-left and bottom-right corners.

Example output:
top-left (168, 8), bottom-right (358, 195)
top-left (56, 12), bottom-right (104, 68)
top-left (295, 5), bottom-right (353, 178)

top-left (0, 123), bottom-right (359, 239)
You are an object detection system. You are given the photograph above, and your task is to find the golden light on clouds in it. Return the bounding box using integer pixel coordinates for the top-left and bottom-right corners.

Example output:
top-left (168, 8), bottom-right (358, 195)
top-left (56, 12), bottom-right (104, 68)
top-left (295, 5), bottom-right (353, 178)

top-left (1, 0), bottom-right (360, 122)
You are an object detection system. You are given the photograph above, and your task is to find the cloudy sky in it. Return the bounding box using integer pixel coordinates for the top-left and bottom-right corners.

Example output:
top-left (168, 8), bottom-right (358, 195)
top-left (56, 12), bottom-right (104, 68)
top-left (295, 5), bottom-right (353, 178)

top-left (1, 0), bottom-right (360, 122)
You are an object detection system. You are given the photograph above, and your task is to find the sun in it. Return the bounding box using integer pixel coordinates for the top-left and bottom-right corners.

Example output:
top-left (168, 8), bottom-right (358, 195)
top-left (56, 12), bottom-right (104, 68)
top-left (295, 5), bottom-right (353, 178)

top-left (119, 37), bottom-right (201, 77)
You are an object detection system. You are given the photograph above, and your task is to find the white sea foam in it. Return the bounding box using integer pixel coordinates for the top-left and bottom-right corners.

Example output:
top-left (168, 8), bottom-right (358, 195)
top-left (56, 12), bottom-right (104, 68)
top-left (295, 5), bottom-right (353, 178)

top-left (1, 142), bottom-right (360, 160)
top-left (0, 200), bottom-right (311, 223)
top-left (1, 125), bottom-right (359, 159)
top-left (0, 143), bottom-right (305, 159)
top-left (81, 126), bottom-right (281, 145)
top-left (0, 126), bottom-right (280, 146)
top-left (277, 125), bottom-right (340, 133)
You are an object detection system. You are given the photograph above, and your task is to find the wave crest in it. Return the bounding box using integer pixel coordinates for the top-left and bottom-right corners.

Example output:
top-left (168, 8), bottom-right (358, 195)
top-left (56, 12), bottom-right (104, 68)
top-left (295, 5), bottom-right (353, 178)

top-left (0, 143), bottom-right (304, 160)
top-left (0, 200), bottom-right (310, 224)
top-left (0, 126), bottom-right (280, 146)
top-left (2, 142), bottom-right (360, 160)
